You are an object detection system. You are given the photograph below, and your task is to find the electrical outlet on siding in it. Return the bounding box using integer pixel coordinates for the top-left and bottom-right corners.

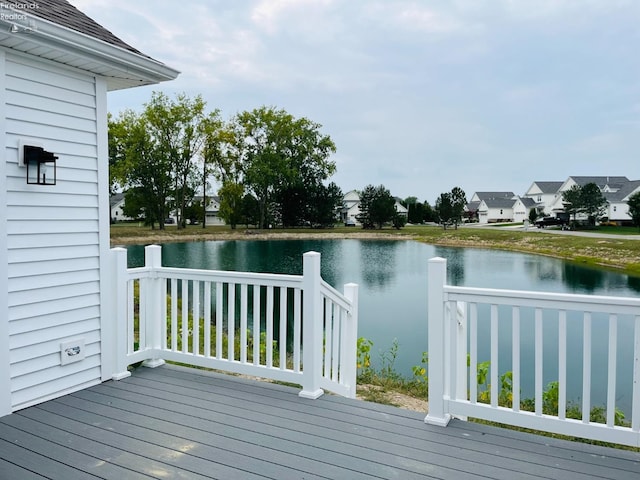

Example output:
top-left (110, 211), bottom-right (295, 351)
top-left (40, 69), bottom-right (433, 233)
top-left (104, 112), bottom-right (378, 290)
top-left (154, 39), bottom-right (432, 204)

top-left (60, 339), bottom-right (85, 365)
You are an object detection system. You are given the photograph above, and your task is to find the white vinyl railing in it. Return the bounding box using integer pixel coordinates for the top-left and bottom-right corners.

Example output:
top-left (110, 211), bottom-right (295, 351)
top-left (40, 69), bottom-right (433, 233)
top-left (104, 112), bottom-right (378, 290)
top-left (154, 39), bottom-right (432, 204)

top-left (109, 245), bottom-right (358, 399)
top-left (426, 257), bottom-right (640, 447)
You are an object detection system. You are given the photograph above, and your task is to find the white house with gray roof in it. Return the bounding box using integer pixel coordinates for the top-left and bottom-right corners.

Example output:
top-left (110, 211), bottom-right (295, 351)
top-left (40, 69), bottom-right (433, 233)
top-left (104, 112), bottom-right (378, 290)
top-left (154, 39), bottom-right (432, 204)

top-left (523, 181), bottom-right (564, 216)
top-left (0, 0), bottom-right (178, 416)
top-left (604, 180), bottom-right (640, 224)
top-left (549, 176), bottom-right (630, 220)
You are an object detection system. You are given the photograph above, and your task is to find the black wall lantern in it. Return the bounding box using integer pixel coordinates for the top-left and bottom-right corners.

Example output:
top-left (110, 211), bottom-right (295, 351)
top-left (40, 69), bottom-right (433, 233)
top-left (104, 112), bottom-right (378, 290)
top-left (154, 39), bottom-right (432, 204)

top-left (19, 141), bottom-right (58, 185)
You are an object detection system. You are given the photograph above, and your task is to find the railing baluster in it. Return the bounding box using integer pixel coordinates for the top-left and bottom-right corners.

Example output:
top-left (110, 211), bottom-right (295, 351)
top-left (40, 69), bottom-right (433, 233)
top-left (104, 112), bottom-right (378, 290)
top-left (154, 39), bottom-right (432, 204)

top-left (490, 304), bottom-right (498, 408)
top-left (535, 308), bottom-right (542, 416)
top-left (512, 306), bottom-right (520, 412)
top-left (324, 299), bottom-right (332, 379)
top-left (266, 286), bottom-right (273, 368)
top-left (161, 278), bottom-right (167, 350)
top-left (279, 287), bottom-right (287, 370)
top-left (332, 302), bottom-right (340, 382)
top-left (181, 279), bottom-right (188, 353)
top-left (204, 282), bottom-right (211, 357)
top-left (253, 285), bottom-right (260, 366)
top-left (128, 279), bottom-right (135, 353)
top-left (470, 302), bottom-right (478, 404)
top-left (558, 310), bottom-right (567, 420)
top-left (216, 282), bottom-right (223, 359)
top-left (583, 312), bottom-right (592, 423)
top-left (293, 288), bottom-right (301, 372)
top-left (607, 314), bottom-right (617, 427)
top-left (192, 280), bottom-right (200, 356)
top-left (448, 300), bottom-right (458, 401)
top-left (241, 283), bottom-right (248, 363)
top-left (228, 283), bottom-right (235, 361)
top-left (338, 305), bottom-right (347, 384)
top-left (171, 279), bottom-right (178, 351)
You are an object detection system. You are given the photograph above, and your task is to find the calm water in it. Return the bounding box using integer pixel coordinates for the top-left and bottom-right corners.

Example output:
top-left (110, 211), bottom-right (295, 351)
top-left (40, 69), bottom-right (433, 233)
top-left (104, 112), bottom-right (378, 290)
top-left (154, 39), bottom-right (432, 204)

top-left (127, 239), bottom-right (640, 415)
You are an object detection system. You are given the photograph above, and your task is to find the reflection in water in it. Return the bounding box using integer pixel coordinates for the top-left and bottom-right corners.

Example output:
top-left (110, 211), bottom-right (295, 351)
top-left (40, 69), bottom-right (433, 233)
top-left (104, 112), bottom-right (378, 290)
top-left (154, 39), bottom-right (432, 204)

top-left (524, 256), bottom-right (561, 283)
top-left (562, 263), bottom-right (604, 293)
top-left (628, 276), bottom-right (640, 294)
top-left (359, 240), bottom-right (398, 289)
top-left (434, 246), bottom-right (465, 284)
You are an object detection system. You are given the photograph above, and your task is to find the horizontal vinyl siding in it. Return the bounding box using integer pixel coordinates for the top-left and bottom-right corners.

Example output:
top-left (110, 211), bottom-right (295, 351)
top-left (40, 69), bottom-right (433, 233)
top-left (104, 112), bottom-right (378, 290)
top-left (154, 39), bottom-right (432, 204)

top-left (5, 53), bottom-right (102, 411)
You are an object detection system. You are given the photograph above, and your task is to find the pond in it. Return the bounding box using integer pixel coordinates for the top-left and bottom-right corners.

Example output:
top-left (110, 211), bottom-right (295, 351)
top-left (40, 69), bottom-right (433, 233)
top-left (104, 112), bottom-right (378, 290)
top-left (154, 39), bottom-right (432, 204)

top-left (126, 239), bottom-right (640, 415)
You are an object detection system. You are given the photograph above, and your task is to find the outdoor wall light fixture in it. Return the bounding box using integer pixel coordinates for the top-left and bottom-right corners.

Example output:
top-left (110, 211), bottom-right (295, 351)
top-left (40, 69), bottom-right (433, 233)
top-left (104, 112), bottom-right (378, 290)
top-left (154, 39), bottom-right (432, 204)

top-left (18, 141), bottom-right (58, 185)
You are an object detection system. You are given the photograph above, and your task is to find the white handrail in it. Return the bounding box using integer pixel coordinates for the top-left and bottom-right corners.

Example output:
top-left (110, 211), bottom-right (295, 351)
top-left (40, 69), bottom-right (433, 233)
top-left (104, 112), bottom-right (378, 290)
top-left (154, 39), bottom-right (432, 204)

top-left (426, 256), bottom-right (640, 448)
top-left (108, 245), bottom-right (358, 399)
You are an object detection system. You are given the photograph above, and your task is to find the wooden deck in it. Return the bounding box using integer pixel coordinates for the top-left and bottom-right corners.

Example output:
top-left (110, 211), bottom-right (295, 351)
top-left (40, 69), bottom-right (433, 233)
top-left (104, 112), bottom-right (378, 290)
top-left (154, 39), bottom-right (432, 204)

top-left (1, 365), bottom-right (638, 480)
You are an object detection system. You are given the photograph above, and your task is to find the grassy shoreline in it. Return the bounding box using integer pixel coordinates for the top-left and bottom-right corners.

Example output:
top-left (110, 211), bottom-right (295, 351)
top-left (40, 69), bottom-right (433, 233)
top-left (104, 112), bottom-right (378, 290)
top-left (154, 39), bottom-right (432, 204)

top-left (111, 223), bottom-right (640, 276)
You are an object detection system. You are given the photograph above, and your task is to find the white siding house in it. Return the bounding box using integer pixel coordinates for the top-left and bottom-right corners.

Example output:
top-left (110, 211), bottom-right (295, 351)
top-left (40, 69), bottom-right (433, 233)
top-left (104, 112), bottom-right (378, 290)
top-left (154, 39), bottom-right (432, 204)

top-left (604, 180), bottom-right (640, 224)
top-left (340, 189), bottom-right (407, 226)
top-left (523, 181), bottom-right (563, 216)
top-left (549, 176), bottom-right (630, 220)
top-left (477, 198), bottom-right (515, 224)
top-left (0, 1), bottom-right (178, 416)
top-left (512, 196), bottom-right (536, 223)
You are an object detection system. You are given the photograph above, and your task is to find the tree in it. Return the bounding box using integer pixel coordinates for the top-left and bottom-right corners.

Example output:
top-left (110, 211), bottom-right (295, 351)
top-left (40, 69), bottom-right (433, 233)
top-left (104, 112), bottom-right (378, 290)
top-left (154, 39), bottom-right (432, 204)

top-left (109, 109), bottom-right (171, 229)
top-left (580, 182), bottom-right (607, 226)
top-left (528, 207), bottom-right (539, 225)
top-left (110, 92), bottom-right (219, 230)
top-left (200, 114), bottom-right (228, 228)
top-left (435, 192), bottom-right (454, 229)
top-left (562, 185), bottom-right (582, 223)
top-left (218, 181), bottom-right (245, 229)
top-left (628, 191), bottom-right (640, 231)
top-left (229, 106), bottom-right (337, 228)
top-left (450, 187), bottom-right (467, 229)
top-left (143, 92), bottom-right (215, 229)
top-left (356, 184), bottom-right (396, 229)
top-left (307, 182), bottom-right (343, 228)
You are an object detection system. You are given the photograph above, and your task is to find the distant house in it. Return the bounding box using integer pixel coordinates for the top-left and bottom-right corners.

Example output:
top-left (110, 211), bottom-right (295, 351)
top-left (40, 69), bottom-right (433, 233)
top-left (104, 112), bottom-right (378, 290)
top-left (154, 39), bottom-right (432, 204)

top-left (340, 190), bottom-right (407, 226)
top-left (0, 1), bottom-right (178, 416)
top-left (193, 195), bottom-right (225, 225)
top-left (477, 198), bottom-right (516, 223)
top-left (549, 176), bottom-right (630, 220)
top-left (604, 180), bottom-right (640, 225)
top-left (469, 192), bottom-right (516, 224)
top-left (523, 181), bottom-right (563, 216)
top-left (109, 193), bottom-right (133, 223)
top-left (512, 196), bottom-right (537, 223)
top-left (341, 190), bottom-right (361, 225)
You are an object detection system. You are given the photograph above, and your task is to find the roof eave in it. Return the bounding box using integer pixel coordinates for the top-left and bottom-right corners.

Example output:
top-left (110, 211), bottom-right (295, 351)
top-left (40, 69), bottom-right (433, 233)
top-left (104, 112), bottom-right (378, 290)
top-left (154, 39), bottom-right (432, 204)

top-left (0, 7), bottom-right (179, 90)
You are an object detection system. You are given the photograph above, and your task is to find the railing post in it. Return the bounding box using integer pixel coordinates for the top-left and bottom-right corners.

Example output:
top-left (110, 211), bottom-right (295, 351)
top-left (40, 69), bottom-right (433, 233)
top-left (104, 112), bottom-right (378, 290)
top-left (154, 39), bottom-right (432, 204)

top-left (425, 257), bottom-right (451, 426)
top-left (142, 245), bottom-right (165, 368)
top-left (299, 251), bottom-right (324, 399)
top-left (111, 247), bottom-right (131, 380)
top-left (343, 282), bottom-right (359, 399)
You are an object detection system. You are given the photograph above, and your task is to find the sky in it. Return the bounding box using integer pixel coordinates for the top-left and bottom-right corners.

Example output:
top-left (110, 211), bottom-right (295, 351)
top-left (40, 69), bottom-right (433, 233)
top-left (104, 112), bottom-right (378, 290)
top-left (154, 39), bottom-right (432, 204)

top-left (73, 0), bottom-right (639, 203)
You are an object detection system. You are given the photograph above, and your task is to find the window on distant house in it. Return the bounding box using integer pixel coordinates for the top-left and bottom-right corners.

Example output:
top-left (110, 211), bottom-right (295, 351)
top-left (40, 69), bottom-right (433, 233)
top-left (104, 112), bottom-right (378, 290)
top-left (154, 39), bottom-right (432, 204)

top-left (500, 209), bottom-right (503, 215)
top-left (613, 206), bottom-right (617, 212)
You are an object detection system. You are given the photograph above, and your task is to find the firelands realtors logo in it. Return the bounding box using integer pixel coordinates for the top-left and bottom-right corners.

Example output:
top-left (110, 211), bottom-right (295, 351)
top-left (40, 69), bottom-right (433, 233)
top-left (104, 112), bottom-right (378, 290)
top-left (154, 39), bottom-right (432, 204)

top-left (0, 2), bottom-right (40, 21)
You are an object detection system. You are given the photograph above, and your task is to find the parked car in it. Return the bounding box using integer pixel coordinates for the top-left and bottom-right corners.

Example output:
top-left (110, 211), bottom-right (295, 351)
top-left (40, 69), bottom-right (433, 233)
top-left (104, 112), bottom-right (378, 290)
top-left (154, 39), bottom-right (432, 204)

top-left (535, 217), bottom-right (567, 228)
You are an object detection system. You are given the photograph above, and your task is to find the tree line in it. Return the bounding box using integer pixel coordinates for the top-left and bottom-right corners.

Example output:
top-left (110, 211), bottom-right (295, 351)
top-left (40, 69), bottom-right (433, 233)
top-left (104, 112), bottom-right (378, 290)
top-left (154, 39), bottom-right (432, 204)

top-left (109, 93), bottom-right (342, 229)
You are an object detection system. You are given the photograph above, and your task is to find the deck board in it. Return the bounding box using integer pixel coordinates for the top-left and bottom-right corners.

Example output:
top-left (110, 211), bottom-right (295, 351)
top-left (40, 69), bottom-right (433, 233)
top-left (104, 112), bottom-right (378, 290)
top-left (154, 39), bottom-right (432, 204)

top-left (1, 364), bottom-right (638, 480)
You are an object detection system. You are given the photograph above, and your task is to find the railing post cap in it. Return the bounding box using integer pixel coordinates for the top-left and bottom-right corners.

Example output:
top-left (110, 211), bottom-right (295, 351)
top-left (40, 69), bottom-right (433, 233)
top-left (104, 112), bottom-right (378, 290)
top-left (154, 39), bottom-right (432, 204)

top-left (429, 257), bottom-right (447, 264)
top-left (303, 251), bottom-right (321, 257)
